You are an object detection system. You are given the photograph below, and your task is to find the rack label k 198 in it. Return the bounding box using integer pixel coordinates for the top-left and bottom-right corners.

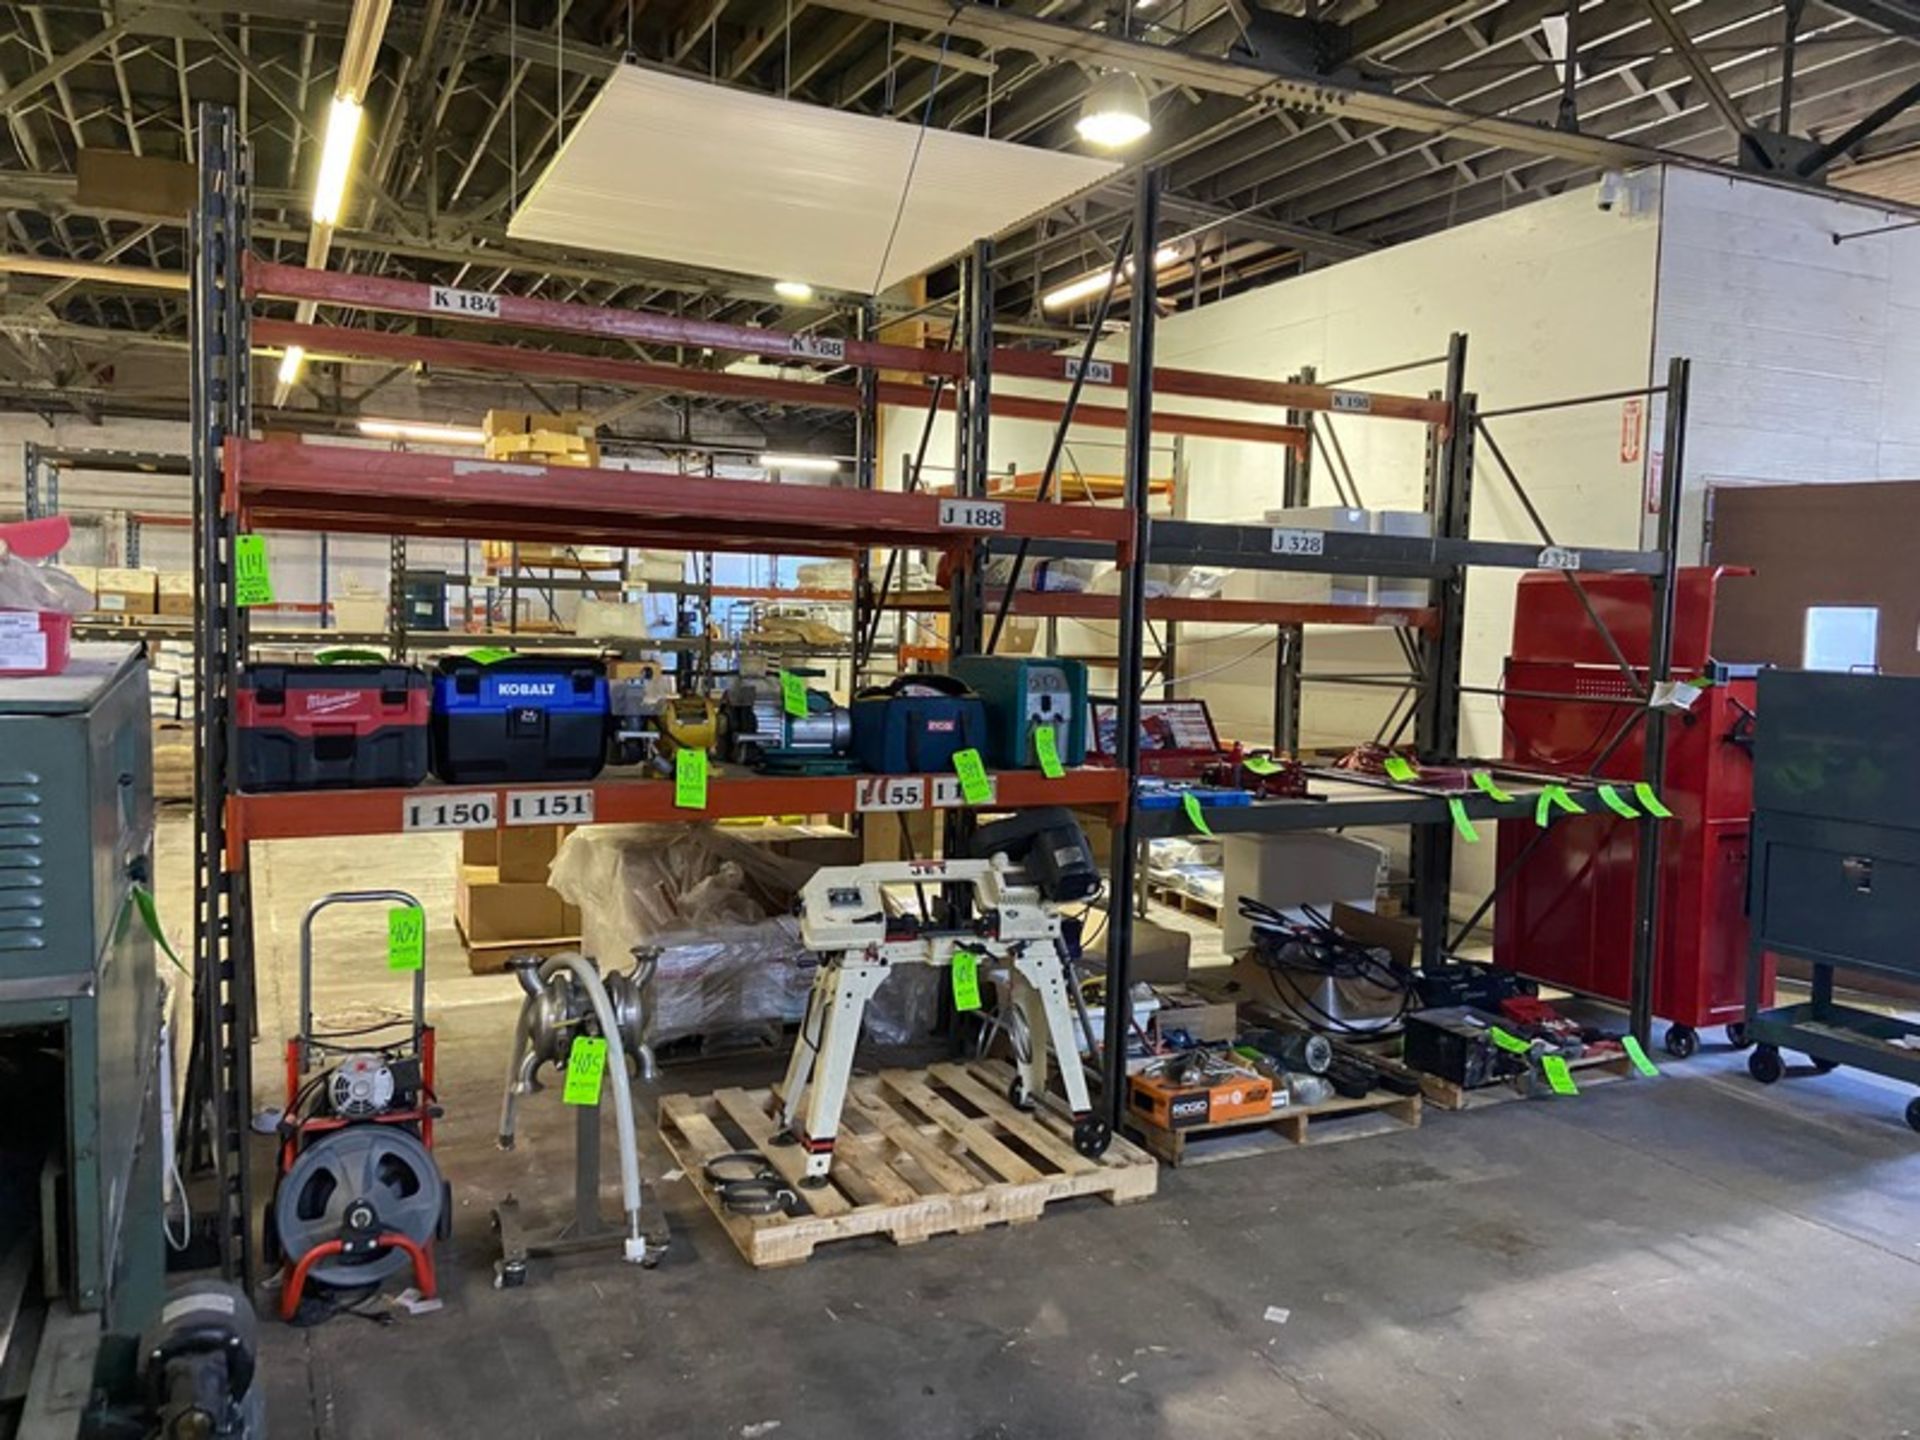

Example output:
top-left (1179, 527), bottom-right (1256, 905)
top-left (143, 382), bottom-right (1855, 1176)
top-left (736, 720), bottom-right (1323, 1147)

top-left (506, 789), bottom-right (594, 825)
top-left (854, 775), bottom-right (926, 812)
top-left (429, 285), bottom-right (502, 319)
top-left (403, 792), bottom-right (498, 831)
top-left (939, 499), bottom-right (1006, 531)
top-left (1270, 528), bottom-right (1326, 557)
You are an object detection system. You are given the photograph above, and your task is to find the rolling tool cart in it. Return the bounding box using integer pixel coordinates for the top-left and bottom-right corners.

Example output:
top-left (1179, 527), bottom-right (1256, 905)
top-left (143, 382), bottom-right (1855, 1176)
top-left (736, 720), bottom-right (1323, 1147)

top-left (266, 892), bottom-right (450, 1320)
top-left (1742, 670), bottom-right (1920, 1131)
top-left (236, 662), bottom-right (431, 791)
top-left (430, 653), bottom-right (609, 783)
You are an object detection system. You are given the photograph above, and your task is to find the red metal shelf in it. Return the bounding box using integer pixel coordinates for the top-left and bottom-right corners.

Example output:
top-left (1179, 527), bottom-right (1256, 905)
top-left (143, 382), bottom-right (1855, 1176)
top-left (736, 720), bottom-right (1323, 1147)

top-left (882, 588), bottom-right (1439, 633)
top-left (224, 766), bottom-right (1129, 853)
top-left (227, 438), bottom-right (1134, 558)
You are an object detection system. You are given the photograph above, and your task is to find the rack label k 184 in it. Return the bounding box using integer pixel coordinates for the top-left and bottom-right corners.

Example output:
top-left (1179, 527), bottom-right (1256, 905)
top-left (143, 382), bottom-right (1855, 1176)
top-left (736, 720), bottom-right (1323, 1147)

top-left (429, 285), bottom-right (502, 319)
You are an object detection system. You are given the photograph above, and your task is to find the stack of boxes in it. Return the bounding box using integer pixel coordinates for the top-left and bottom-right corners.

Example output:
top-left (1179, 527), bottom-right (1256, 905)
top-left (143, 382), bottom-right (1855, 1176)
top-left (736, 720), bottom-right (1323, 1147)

top-left (482, 408), bottom-right (599, 467)
top-left (148, 639), bottom-right (195, 800)
top-left (456, 825), bottom-right (583, 973)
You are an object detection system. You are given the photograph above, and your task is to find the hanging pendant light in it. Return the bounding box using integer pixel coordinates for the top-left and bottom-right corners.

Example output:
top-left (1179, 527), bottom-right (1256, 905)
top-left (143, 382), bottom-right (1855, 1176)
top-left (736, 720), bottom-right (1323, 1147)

top-left (1076, 70), bottom-right (1153, 149)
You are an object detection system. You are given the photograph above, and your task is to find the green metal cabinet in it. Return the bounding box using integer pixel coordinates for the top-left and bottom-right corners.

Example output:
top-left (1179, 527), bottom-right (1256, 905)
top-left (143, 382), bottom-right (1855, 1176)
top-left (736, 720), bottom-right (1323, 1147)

top-left (0, 643), bottom-right (163, 1332)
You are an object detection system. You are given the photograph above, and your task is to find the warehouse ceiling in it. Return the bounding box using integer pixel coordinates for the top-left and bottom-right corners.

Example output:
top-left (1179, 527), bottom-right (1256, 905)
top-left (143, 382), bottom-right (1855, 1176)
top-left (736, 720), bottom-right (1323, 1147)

top-left (1, 0), bottom-right (1919, 439)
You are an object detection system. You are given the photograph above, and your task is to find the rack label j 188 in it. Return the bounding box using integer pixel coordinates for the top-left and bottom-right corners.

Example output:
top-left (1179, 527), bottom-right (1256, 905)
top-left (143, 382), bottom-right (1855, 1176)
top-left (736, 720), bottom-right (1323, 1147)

top-left (1537, 546), bottom-right (1582, 571)
top-left (1270, 528), bottom-right (1326, 557)
top-left (506, 789), bottom-right (594, 825)
top-left (939, 499), bottom-right (1006, 532)
top-left (403, 793), bottom-right (498, 831)
top-left (854, 775), bottom-right (926, 812)
top-left (428, 285), bottom-right (502, 319)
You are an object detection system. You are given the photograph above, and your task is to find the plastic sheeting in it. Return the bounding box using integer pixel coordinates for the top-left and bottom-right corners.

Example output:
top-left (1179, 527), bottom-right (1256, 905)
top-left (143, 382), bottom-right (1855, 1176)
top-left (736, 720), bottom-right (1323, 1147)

top-left (548, 825), bottom-right (936, 1046)
top-left (509, 66), bottom-right (1120, 296)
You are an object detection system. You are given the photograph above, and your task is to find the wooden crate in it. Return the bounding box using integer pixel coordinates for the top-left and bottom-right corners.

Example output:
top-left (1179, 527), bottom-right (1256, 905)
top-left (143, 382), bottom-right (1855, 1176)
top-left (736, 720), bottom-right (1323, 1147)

top-left (1129, 1088), bottom-right (1422, 1167)
top-left (1415, 1048), bottom-right (1639, 1112)
top-left (658, 1059), bottom-right (1158, 1268)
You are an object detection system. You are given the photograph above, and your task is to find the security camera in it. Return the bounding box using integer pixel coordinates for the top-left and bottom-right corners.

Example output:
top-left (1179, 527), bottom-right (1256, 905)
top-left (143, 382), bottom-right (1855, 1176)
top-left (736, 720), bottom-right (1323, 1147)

top-left (1597, 170), bottom-right (1626, 213)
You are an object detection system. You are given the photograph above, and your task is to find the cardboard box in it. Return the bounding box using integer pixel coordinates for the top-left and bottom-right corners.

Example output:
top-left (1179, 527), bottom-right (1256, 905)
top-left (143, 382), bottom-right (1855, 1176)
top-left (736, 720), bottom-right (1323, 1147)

top-left (482, 408), bottom-right (593, 441)
top-left (1128, 1070), bottom-right (1273, 1130)
top-left (332, 593), bottom-right (387, 632)
top-left (455, 864), bottom-right (568, 945)
top-left (1083, 913), bottom-right (1189, 986)
top-left (157, 571), bottom-right (194, 617)
top-left (1152, 989), bottom-right (1238, 1043)
top-left (496, 824), bottom-right (563, 884)
top-left (58, 564), bottom-right (96, 604)
top-left (95, 568), bottom-right (158, 616)
top-left (575, 597), bottom-right (650, 640)
top-left (462, 830), bottom-right (499, 867)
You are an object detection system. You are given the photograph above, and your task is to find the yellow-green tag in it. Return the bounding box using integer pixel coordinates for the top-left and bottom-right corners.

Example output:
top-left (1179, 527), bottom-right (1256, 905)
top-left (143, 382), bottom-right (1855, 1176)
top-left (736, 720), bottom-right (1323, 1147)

top-left (1471, 771), bottom-right (1513, 803)
top-left (1382, 755), bottom-right (1420, 782)
top-left (130, 884), bottom-right (187, 973)
top-left (1033, 725), bottom-right (1065, 779)
top-left (1633, 782), bottom-right (1673, 819)
top-left (1547, 784), bottom-right (1584, 815)
top-left (1243, 754), bottom-right (1282, 776)
top-left (1488, 1026), bottom-right (1532, 1055)
top-left (1621, 1035), bottom-right (1659, 1077)
top-left (1182, 792), bottom-right (1215, 836)
top-left (468, 646), bottom-right (516, 665)
top-left (1534, 791), bottom-right (1556, 828)
top-left (952, 748), bottom-right (991, 805)
top-left (1541, 1053), bottom-right (1579, 1096)
top-left (780, 670), bottom-right (808, 719)
top-left (234, 534), bottom-right (274, 607)
top-left (387, 905), bottom-right (425, 972)
top-left (950, 949), bottom-right (982, 1012)
top-left (563, 1036), bottom-right (609, 1106)
top-left (675, 746), bottom-right (708, 809)
top-left (1447, 796), bottom-right (1479, 843)
top-left (1597, 784), bottom-right (1641, 819)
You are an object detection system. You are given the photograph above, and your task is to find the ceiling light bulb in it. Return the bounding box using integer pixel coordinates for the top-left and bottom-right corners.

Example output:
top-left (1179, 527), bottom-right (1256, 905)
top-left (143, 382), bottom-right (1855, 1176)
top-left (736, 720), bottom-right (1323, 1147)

top-left (759, 453), bottom-right (840, 473)
top-left (1076, 71), bottom-right (1152, 150)
top-left (357, 419), bottom-right (487, 446)
top-left (774, 280), bottom-right (815, 302)
top-left (1040, 246), bottom-right (1184, 311)
top-left (312, 96), bottom-right (364, 225)
top-left (277, 345), bottom-right (307, 385)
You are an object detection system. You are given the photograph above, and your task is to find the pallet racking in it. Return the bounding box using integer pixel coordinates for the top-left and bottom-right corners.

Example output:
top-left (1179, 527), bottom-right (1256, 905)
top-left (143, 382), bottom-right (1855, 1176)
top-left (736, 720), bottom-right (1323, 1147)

top-left (182, 110), bottom-right (1685, 1287)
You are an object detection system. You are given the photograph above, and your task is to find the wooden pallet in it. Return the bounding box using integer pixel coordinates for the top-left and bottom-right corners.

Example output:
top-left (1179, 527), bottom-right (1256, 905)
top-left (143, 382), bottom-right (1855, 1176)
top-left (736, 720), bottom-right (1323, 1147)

top-left (1129, 1088), bottom-right (1423, 1167)
top-left (1415, 1049), bottom-right (1639, 1111)
top-left (658, 1060), bottom-right (1158, 1268)
top-left (1146, 884), bottom-right (1222, 922)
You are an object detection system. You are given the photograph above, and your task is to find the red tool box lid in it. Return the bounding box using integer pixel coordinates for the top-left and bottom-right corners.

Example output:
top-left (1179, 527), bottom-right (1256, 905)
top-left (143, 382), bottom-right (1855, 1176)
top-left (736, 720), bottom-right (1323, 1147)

top-left (1509, 565), bottom-right (1753, 670)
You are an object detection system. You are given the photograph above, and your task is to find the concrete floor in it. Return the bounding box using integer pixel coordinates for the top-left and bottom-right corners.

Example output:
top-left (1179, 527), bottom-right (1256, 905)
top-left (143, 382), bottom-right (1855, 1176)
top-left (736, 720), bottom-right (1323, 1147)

top-left (156, 815), bottom-right (1920, 1440)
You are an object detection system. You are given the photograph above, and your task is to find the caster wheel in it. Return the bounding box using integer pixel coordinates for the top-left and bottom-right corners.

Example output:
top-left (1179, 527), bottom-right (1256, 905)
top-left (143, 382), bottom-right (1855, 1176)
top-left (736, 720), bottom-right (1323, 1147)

top-left (1663, 1024), bottom-right (1698, 1060)
top-left (1810, 1056), bottom-right (1841, 1074)
top-left (1906, 1098), bottom-right (1920, 1134)
top-left (1749, 1045), bottom-right (1784, 1085)
top-left (437, 1181), bottom-right (454, 1242)
top-left (1072, 1116), bottom-right (1112, 1159)
top-left (1006, 1077), bottom-right (1036, 1113)
top-left (1725, 1022), bottom-right (1751, 1050)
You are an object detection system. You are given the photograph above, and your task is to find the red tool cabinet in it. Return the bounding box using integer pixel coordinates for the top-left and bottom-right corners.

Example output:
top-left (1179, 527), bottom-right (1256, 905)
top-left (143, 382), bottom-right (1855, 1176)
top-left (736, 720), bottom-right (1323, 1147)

top-left (1493, 566), bottom-right (1773, 1056)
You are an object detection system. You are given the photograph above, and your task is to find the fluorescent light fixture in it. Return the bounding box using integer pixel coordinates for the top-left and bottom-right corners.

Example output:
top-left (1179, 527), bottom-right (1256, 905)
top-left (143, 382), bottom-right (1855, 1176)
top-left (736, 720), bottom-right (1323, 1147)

top-left (277, 345), bottom-right (307, 385)
top-left (1076, 71), bottom-right (1152, 149)
top-left (357, 418), bottom-right (487, 446)
top-left (759, 453), bottom-right (840, 473)
top-left (312, 96), bottom-right (365, 225)
top-left (773, 279), bottom-right (815, 302)
top-left (1040, 245), bottom-right (1182, 311)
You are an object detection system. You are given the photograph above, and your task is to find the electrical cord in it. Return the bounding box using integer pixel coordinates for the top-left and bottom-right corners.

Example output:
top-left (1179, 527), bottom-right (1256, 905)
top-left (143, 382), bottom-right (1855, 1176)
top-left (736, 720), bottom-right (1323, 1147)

top-left (1237, 898), bottom-right (1416, 1038)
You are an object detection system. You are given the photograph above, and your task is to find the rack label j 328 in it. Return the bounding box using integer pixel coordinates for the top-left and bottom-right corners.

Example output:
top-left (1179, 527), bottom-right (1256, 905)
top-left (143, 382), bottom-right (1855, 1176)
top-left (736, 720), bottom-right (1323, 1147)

top-left (506, 789), bottom-right (595, 825)
top-left (402, 793), bottom-right (499, 831)
top-left (428, 285), bottom-right (502, 319)
top-left (939, 499), bottom-right (1006, 531)
top-left (1270, 528), bottom-right (1326, 557)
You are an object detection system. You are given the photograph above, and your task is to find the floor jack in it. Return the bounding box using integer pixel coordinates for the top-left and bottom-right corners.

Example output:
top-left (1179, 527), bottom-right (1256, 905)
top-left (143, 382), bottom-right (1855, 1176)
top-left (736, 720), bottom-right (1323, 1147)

top-left (776, 809), bottom-right (1114, 1181)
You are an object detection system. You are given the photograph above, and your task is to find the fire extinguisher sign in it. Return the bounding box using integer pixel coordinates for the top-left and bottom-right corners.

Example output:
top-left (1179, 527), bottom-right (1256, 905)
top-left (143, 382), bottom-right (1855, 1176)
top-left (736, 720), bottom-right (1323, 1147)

top-left (1620, 397), bottom-right (1644, 464)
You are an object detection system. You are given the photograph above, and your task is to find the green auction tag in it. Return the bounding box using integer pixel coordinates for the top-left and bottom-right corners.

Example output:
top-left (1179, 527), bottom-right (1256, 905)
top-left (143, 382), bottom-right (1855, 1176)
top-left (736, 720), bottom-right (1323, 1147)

top-left (1633, 781), bottom-right (1674, 819)
top-left (563, 1036), bottom-right (609, 1106)
top-left (1596, 784), bottom-right (1641, 819)
top-left (1033, 725), bottom-right (1065, 779)
top-left (1541, 1054), bottom-right (1579, 1096)
top-left (1447, 796), bottom-right (1479, 843)
top-left (1182, 792), bottom-right (1215, 836)
top-left (1243, 754), bottom-right (1282, 776)
top-left (675, 747), bottom-right (708, 809)
top-left (1534, 791), bottom-right (1555, 828)
top-left (130, 884), bottom-right (187, 973)
top-left (950, 949), bottom-right (983, 1012)
top-left (315, 647), bottom-right (388, 666)
top-left (1471, 771), bottom-right (1513, 803)
top-left (952, 748), bottom-right (992, 805)
top-left (1382, 755), bottom-right (1420, 783)
top-left (467, 646), bottom-right (516, 665)
top-left (1547, 784), bottom-right (1584, 815)
top-left (1488, 1026), bottom-right (1533, 1055)
top-left (1621, 1035), bottom-right (1660, 1077)
top-left (233, 534), bottom-right (274, 607)
top-left (387, 905), bottom-right (425, 972)
top-left (780, 670), bottom-right (808, 719)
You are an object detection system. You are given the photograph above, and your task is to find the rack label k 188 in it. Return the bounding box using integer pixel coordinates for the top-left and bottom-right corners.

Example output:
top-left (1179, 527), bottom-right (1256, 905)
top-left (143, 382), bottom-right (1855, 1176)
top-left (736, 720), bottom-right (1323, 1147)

top-left (1270, 528), bottom-right (1326, 557)
top-left (787, 335), bottom-right (846, 361)
top-left (854, 775), bottom-right (926, 812)
top-left (506, 789), bottom-right (594, 825)
top-left (403, 792), bottom-right (499, 831)
top-left (428, 285), bottom-right (502, 319)
top-left (939, 499), bottom-right (1006, 531)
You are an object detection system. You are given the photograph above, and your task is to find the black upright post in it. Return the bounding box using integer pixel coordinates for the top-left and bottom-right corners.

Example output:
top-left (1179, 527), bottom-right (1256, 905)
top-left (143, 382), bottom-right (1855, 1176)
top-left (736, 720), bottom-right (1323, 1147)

top-left (1101, 170), bottom-right (1159, 1125)
top-left (1631, 357), bottom-right (1689, 1043)
top-left (853, 301), bottom-right (880, 692)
